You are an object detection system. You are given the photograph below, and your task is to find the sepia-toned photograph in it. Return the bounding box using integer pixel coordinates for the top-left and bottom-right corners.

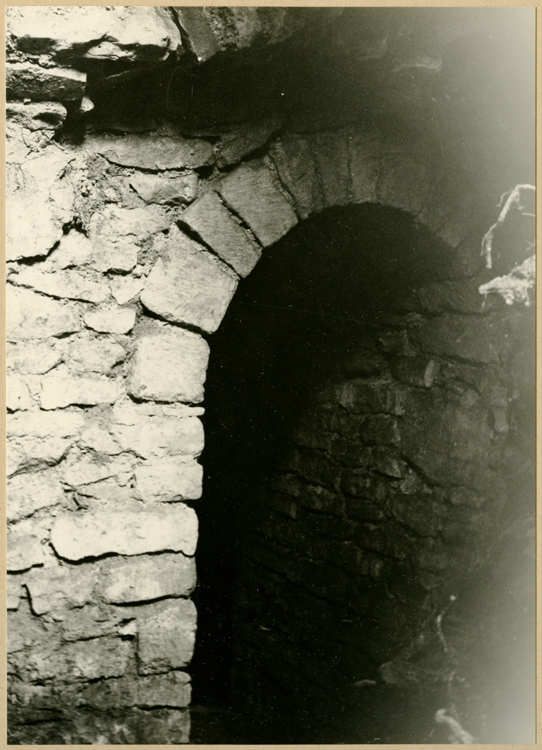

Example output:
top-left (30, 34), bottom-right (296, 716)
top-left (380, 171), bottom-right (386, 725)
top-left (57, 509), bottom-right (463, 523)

top-left (5, 4), bottom-right (536, 745)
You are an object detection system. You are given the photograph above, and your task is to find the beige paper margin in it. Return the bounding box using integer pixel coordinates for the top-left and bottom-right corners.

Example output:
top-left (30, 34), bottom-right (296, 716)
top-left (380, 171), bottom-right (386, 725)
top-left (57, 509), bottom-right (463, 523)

top-left (0, 1), bottom-right (539, 749)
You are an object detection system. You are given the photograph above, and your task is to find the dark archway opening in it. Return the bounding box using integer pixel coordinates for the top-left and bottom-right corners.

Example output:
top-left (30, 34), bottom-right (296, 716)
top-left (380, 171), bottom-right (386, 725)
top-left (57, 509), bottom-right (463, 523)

top-left (190, 204), bottom-right (534, 744)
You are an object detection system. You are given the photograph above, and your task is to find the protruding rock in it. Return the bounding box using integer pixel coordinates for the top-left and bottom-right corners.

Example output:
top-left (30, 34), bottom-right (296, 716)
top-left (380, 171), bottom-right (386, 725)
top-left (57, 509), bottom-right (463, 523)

top-left (6, 62), bottom-right (87, 101)
top-left (141, 226), bottom-right (238, 333)
top-left (51, 505), bottom-right (198, 560)
top-left (7, 6), bottom-right (181, 63)
top-left (180, 191), bottom-right (261, 277)
top-left (217, 160), bottom-right (298, 247)
top-left (127, 322), bottom-right (210, 404)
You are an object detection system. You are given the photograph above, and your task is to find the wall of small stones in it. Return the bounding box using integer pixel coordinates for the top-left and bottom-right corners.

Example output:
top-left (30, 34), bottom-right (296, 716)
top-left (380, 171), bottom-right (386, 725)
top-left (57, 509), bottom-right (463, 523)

top-left (228, 266), bottom-right (533, 742)
top-left (6, 5), bottom-right (534, 744)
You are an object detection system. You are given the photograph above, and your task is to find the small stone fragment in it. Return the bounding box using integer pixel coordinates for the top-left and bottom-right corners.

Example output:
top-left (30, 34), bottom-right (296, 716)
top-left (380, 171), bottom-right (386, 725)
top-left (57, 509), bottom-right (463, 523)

top-left (127, 321), bottom-right (209, 404)
top-left (110, 276), bottom-right (145, 305)
top-left (51, 505), bottom-right (198, 560)
top-left (83, 304), bottom-right (136, 334)
top-left (135, 457), bottom-right (203, 502)
top-left (130, 172), bottom-right (198, 204)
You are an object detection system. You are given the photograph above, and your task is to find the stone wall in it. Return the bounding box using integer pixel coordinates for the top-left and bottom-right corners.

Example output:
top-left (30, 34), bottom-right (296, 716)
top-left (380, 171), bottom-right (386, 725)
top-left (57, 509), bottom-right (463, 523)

top-left (6, 6), bottom-right (534, 744)
top-left (227, 255), bottom-right (533, 742)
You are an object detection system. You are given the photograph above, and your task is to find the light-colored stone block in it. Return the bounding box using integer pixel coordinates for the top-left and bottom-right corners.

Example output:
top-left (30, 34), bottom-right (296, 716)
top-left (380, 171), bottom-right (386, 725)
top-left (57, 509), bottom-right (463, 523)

top-left (7, 531), bottom-right (44, 572)
top-left (8, 469), bottom-right (64, 522)
top-left (7, 286), bottom-right (81, 341)
top-left (83, 304), bottom-right (136, 334)
top-left (113, 416), bottom-right (204, 459)
top-left (51, 505), bottom-right (198, 560)
top-left (141, 226), bottom-right (238, 333)
top-left (26, 563), bottom-right (98, 615)
top-left (135, 457), bottom-right (203, 501)
top-left (101, 553), bottom-right (196, 603)
top-left (40, 365), bottom-right (119, 409)
top-left (130, 172), bottom-right (198, 204)
top-left (127, 322), bottom-right (209, 404)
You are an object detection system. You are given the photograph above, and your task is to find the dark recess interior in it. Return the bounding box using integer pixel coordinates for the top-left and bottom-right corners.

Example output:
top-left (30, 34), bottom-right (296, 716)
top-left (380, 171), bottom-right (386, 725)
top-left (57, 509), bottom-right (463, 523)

top-left (190, 205), bottom-right (534, 743)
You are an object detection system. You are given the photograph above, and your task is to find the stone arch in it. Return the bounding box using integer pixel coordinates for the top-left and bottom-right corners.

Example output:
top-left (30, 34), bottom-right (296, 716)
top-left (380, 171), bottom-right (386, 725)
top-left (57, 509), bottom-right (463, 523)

top-left (6, 5), bottom-right (534, 745)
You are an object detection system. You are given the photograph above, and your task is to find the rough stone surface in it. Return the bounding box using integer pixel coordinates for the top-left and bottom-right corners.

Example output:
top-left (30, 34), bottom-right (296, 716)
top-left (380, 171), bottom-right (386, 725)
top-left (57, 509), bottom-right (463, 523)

top-left (418, 279), bottom-right (487, 315)
top-left (134, 457), bottom-right (203, 502)
top-left (6, 62), bottom-right (86, 101)
top-left (141, 227), bottom-right (238, 333)
top-left (7, 374), bottom-right (34, 411)
top-left (217, 160), bottom-right (298, 247)
top-left (10, 266), bottom-right (110, 304)
top-left (215, 118), bottom-right (282, 167)
top-left (6, 101), bottom-right (67, 131)
top-left (7, 6), bottom-right (181, 63)
top-left (15, 636), bottom-right (132, 682)
top-left (51, 505), bottom-right (198, 560)
top-left (347, 130), bottom-right (381, 204)
top-left (269, 134), bottom-right (323, 218)
top-left (26, 564), bottom-right (98, 615)
top-left (81, 671), bottom-right (191, 710)
top-left (309, 131), bottom-right (351, 207)
top-left (7, 532), bottom-right (44, 572)
top-left (180, 191), bottom-right (261, 277)
top-left (48, 229), bottom-right (94, 269)
top-left (7, 340), bottom-right (62, 375)
top-left (127, 322), bottom-right (210, 404)
top-left (172, 7), bottom-right (220, 61)
top-left (86, 133), bottom-right (214, 171)
top-left (66, 334), bottom-right (127, 374)
top-left (7, 147), bottom-right (75, 262)
top-left (130, 173), bottom-right (198, 205)
top-left (137, 599), bottom-right (197, 674)
top-left (7, 469), bottom-right (64, 522)
top-left (60, 451), bottom-right (133, 489)
top-left (415, 313), bottom-right (511, 364)
top-left (83, 304), bottom-right (136, 334)
top-left (7, 286), bottom-right (81, 341)
top-left (7, 577), bottom-right (22, 610)
top-left (40, 365), bottom-right (119, 409)
top-left (377, 138), bottom-right (433, 215)
top-left (101, 553), bottom-right (196, 603)
top-left (113, 416), bottom-right (204, 459)
top-left (89, 205), bottom-right (168, 274)
top-left (110, 276), bottom-right (145, 306)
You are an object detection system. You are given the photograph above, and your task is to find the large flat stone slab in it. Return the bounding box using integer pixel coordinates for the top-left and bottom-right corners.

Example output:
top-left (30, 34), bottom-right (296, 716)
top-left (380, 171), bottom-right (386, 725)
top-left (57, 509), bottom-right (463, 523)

top-left (127, 321), bottom-right (209, 404)
top-left (6, 62), bottom-right (86, 101)
top-left (50, 505), bottom-right (198, 560)
top-left (101, 552), bottom-right (196, 604)
top-left (180, 191), bottom-right (260, 277)
top-left (141, 226), bottom-right (238, 333)
top-left (217, 160), bottom-right (298, 247)
top-left (86, 133), bottom-right (214, 171)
